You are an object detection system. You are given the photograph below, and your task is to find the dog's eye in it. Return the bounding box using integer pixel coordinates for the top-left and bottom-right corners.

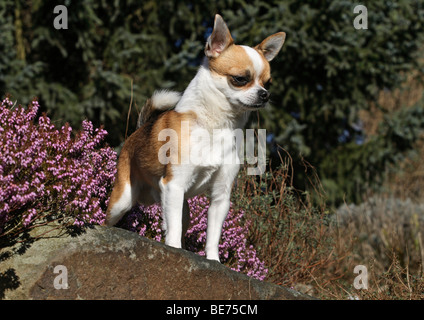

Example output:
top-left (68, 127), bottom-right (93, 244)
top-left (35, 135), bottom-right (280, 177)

top-left (231, 75), bottom-right (250, 86)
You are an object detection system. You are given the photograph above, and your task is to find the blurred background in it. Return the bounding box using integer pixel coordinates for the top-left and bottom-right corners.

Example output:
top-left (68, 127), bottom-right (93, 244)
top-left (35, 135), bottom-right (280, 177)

top-left (2, 0), bottom-right (424, 298)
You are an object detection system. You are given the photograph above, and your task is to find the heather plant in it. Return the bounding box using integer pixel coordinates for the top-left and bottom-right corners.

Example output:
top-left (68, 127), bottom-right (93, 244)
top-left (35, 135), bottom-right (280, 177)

top-left (118, 195), bottom-right (268, 281)
top-left (0, 97), bottom-right (117, 244)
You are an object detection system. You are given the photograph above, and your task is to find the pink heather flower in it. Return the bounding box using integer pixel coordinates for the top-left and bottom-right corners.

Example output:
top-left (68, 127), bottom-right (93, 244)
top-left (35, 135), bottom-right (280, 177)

top-left (23, 208), bottom-right (37, 227)
top-left (119, 195), bottom-right (268, 281)
top-left (0, 97), bottom-right (117, 237)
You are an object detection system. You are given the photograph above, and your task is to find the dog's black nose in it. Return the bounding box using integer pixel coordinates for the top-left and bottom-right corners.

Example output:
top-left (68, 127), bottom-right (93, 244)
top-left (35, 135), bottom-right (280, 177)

top-left (259, 89), bottom-right (270, 103)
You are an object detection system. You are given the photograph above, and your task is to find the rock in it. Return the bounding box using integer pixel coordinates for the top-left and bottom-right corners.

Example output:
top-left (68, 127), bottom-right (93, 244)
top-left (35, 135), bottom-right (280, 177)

top-left (0, 225), bottom-right (314, 300)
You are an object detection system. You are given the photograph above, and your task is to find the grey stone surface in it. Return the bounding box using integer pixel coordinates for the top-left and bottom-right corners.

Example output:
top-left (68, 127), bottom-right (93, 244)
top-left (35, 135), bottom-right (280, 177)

top-left (0, 225), bottom-right (314, 300)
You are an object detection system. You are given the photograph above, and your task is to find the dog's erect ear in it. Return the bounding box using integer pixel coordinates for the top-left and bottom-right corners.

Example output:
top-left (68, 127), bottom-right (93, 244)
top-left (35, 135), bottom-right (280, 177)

top-left (205, 14), bottom-right (234, 58)
top-left (255, 32), bottom-right (286, 62)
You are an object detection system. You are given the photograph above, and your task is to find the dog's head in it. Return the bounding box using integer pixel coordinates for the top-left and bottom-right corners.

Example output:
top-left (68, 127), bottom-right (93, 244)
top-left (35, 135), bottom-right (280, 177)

top-left (204, 14), bottom-right (285, 111)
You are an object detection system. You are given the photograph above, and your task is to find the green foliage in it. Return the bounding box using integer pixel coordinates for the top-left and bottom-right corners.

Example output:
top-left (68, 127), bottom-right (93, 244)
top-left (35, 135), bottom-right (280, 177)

top-left (0, 0), bottom-right (210, 146)
top-left (1, 0), bottom-right (424, 203)
top-left (322, 97), bottom-right (424, 203)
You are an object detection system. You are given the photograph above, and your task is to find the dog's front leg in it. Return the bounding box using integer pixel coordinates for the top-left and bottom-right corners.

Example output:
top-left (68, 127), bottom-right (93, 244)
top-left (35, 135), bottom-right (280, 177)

top-left (160, 179), bottom-right (185, 249)
top-left (205, 165), bottom-right (239, 262)
top-left (205, 196), bottom-right (231, 261)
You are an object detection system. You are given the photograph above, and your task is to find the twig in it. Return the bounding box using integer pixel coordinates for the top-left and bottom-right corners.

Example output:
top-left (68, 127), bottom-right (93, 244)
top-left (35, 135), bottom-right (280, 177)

top-left (125, 79), bottom-right (134, 140)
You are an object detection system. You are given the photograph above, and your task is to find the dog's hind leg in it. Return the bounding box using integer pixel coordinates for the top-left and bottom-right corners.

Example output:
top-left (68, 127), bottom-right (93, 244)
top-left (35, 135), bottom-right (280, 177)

top-left (105, 183), bottom-right (136, 226)
top-left (104, 148), bottom-right (137, 226)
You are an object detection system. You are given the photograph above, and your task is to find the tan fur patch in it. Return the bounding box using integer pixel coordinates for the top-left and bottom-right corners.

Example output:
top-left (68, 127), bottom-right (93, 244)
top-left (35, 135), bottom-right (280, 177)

top-left (104, 146), bottom-right (131, 224)
top-left (209, 45), bottom-right (252, 78)
top-left (128, 110), bottom-right (197, 187)
top-left (106, 110), bottom-right (197, 222)
top-left (209, 44), bottom-right (271, 88)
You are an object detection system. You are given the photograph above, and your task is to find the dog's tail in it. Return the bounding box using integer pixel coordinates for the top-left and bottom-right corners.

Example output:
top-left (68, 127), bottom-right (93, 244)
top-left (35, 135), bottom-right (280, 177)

top-left (137, 90), bottom-right (181, 128)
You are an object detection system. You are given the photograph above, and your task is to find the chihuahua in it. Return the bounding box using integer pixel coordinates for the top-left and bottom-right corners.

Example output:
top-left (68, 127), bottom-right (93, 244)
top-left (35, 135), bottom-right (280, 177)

top-left (104, 14), bottom-right (285, 262)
